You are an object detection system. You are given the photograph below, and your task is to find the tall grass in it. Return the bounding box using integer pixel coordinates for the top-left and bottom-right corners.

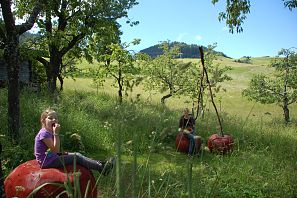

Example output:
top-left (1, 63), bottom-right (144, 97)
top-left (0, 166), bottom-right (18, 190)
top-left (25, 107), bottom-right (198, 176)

top-left (1, 87), bottom-right (296, 197)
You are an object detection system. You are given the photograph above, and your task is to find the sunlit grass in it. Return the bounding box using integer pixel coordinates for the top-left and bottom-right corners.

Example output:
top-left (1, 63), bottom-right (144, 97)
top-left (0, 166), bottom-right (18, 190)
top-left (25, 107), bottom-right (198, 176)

top-left (64, 55), bottom-right (297, 123)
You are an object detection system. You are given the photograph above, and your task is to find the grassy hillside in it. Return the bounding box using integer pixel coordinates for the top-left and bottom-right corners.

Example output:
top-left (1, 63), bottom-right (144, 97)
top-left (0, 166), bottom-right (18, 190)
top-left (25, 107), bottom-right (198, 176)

top-left (66, 56), bottom-right (297, 122)
top-left (1, 56), bottom-right (297, 197)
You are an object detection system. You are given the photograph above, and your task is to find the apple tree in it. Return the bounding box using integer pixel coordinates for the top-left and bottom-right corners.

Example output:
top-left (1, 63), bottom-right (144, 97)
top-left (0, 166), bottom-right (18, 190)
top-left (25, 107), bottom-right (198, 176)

top-left (243, 48), bottom-right (297, 124)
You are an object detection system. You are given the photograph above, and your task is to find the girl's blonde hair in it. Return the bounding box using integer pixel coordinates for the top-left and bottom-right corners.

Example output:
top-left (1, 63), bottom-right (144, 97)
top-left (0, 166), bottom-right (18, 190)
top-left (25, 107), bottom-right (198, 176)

top-left (183, 108), bottom-right (190, 114)
top-left (40, 108), bottom-right (57, 126)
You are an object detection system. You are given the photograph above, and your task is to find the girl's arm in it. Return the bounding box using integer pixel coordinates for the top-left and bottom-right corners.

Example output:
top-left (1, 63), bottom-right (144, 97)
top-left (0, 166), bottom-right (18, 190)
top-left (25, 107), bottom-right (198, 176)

top-left (42, 124), bottom-right (61, 153)
top-left (43, 135), bottom-right (60, 153)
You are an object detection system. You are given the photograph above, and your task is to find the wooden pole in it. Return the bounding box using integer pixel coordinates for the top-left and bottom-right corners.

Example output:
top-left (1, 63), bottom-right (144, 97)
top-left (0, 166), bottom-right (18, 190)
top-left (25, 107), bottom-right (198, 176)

top-left (195, 59), bottom-right (205, 120)
top-left (199, 47), bottom-right (224, 136)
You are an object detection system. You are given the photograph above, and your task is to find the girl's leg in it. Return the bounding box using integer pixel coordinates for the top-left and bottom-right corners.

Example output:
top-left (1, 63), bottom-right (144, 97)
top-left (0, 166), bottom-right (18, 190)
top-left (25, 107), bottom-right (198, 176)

top-left (44, 153), bottom-right (103, 171)
top-left (187, 134), bottom-right (196, 155)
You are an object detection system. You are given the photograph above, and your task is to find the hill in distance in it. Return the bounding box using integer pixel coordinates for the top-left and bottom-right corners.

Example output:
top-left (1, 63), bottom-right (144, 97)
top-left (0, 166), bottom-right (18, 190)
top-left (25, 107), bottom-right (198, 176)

top-left (140, 41), bottom-right (231, 59)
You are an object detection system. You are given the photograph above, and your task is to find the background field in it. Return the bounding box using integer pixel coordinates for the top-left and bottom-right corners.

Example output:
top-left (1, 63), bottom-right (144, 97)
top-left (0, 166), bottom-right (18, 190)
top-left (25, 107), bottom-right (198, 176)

top-left (65, 56), bottom-right (297, 122)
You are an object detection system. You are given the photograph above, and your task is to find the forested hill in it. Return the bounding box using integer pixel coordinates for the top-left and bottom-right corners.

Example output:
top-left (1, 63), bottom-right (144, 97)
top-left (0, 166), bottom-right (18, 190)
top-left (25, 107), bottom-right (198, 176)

top-left (140, 42), bottom-right (231, 58)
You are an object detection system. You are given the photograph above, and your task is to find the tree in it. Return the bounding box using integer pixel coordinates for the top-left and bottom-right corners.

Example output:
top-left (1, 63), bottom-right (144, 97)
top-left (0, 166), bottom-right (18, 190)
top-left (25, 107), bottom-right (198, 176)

top-left (18, 0), bottom-right (138, 92)
top-left (234, 56), bottom-right (252, 64)
top-left (283, 0), bottom-right (297, 10)
top-left (184, 44), bottom-right (232, 118)
top-left (95, 40), bottom-right (142, 103)
top-left (212, 0), bottom-right (296, 33)
top-left (0, 0), bottom-right (45, 140)
top-left (243, 48), bottom-right (297, 124)
top-left (143, 41), bottom-right (196, 104)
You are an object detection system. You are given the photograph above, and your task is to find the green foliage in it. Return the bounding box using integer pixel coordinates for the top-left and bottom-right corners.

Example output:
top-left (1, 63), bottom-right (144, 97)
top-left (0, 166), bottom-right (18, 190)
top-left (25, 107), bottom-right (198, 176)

top-left (243, 49), bottom-right (297, 104)
top-left (14, 0), bottom-right (138, 92)
top-left (185, 44), bottom-right (232, 108)
top-left (31, 60), bottom-right (48, 86)
top-left (243, 48), bottom-right (297, 123)
top-left (212, 0), bottom-right (296, 33)
top-left (212, 0), bottom-right (251, 33)
top-left (139, 43), bottom-right (232, 106)
top-left (95, 41), bottom-right (142, 103)
top-left (234, 56), bottom-right (252, 64)
top-left (243, 74), bottom-right (280, 104)
top-left (142, 41), bottom-right (197, 103)
top-left (87, 22), bottom-right (122, 63)
top-left (283, 0), bottom-right (297, 10)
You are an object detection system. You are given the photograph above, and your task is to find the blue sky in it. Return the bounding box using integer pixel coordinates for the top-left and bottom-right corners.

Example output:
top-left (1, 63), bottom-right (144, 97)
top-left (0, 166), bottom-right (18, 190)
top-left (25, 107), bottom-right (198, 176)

top-left (118, 0), bottom-right (297, 59)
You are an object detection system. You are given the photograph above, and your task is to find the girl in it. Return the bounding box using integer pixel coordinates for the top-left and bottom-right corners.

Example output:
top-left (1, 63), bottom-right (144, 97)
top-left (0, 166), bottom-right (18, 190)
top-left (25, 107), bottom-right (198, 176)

top-left (178, 108), bottom-right (196, 156)
top-left (34, 108), bottom-right (115, 175)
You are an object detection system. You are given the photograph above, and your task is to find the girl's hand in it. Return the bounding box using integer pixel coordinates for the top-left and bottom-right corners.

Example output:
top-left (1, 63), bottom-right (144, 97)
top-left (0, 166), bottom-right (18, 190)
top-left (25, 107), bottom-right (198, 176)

top-left (53, 123), bottom-right (60, 134)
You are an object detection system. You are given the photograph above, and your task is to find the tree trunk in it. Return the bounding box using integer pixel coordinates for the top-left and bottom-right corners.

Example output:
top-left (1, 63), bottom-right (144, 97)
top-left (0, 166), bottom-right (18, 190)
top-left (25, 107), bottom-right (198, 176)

top-left (283, 54), bottom-right (290, 124)
top-left (161, 93), bottom-right (172, 104)
top-left (1, 0), bottom-right (43, 142)
top-left (283, 98), bottom-right (290, 124)
top-left (58, 74), bottom-right (64, 91)
top-left (48, 49), bottom-right (62, 93)
top-left (5, 33), bottom-right (20, 141)
top-left (49, 74), bottom-right (57, 93)
top-left (118, 70), bottom-right (123, 104)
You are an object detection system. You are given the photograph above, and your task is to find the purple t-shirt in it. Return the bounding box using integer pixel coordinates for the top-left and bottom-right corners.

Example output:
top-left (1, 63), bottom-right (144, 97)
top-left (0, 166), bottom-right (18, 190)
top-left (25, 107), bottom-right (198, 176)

top-left (34, 128), bottom-right (58, 167)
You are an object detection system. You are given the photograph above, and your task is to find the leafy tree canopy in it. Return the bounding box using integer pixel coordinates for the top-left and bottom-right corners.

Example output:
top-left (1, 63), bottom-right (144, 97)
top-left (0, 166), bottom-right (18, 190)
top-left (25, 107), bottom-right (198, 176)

top-left (212, 0), bottom-right (296, 33)
top-left (243, 48), bottom-right (297, 123)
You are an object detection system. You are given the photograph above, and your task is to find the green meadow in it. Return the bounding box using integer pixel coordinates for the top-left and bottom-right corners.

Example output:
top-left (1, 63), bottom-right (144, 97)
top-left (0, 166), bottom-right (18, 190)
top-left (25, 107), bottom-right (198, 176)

top-left (1, 56), bottom-right (297, 197)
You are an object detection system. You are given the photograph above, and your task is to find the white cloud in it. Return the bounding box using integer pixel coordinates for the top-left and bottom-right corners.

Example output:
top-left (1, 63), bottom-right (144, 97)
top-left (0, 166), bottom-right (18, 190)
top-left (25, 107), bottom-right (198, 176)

top-left (195, 35), bottom-right (203, 41)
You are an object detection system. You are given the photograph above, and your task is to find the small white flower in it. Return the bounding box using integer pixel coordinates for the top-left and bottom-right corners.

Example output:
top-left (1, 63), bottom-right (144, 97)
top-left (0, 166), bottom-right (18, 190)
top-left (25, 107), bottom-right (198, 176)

top-left (15, 186), bottom-right (25, 192)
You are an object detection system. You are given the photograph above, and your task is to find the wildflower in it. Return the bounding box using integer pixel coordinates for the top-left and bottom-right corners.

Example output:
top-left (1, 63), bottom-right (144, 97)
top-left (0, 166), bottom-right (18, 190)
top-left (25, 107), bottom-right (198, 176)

top-left (15, 186), bottom-right (25, 192)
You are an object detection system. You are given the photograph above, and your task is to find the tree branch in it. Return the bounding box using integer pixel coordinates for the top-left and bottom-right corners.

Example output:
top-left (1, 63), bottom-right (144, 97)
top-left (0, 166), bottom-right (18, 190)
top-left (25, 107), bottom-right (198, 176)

top-left (1, 0), bottom-right (16, 34)
top-left (36, 56), bottom-right (49, 68)
top-left (104, 62), bottom-right (118, 79)
top-left (60, 33), bottom-right (85, 56)
top-left (16, 0), bottom-right (44, 35)
top-left (56, 0), bottom-right (68, 31)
